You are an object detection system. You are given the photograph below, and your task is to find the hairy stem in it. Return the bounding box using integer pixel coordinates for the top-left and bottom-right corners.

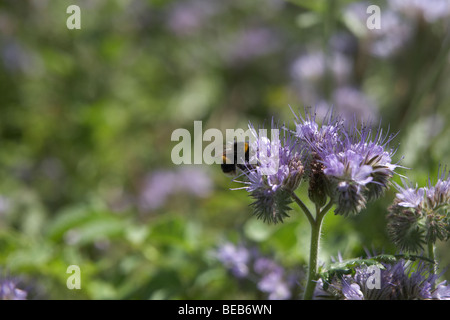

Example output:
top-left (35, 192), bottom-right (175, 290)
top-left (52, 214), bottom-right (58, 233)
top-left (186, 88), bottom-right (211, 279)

top-left (303, 200), bottom-right (333, 300)
top-left (290, 191), bottom-right (315, 226)
top-left (428, 242), bottom-right (437, 288)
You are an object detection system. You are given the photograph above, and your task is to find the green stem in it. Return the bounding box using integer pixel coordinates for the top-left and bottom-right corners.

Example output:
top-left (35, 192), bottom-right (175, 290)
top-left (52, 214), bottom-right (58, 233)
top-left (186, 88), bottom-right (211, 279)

top-left (290, 191), bottom-right (315, 226)
top-left (428, 241), bottom-right (437, 276)
top-left (303, 200), bottom-right (333, 300)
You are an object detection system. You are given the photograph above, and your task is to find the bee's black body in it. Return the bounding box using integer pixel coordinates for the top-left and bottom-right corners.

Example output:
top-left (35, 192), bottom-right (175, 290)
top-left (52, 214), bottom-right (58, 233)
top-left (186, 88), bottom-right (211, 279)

top-left (221, 141), bottom-right (250, 175)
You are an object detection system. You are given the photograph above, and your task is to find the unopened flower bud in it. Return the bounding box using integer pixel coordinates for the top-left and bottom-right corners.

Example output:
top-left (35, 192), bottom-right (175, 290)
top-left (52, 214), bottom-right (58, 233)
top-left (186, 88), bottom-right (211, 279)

top-left (334, 181), bottom-right (367, 216)
top-left (308, 156), bottom-right (328, 208)
top-left (283, 155), bottom-right (304, 192)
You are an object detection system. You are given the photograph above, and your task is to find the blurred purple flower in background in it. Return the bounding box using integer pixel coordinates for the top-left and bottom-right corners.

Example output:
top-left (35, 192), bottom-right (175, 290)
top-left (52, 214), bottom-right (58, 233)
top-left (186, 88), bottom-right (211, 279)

top-left (291, 51), bottom-right (352, 85)
top-left (369, 10), bottom-right (412, 58)
top-left (254, 257), bottom-right (295, 300)
top-left (388, 0), bottom-right (450, 23)
top-left (1, 40), bottom-right (35, 74)
top-left (216, 242), bottom-right (297, 299)
top-left (223, 27), bottom-right (281, 65)
top-left (0, 276), bottom-right (27, 300)
top-left (166, 0), bottom-right (223, 36)
top-left (291, 52), bottom-right (326, 83)
top-left (344, 2), bottom-right (412, 59)
top-left (216, 243), bottom-right (250, 278)
top-left (329, 32), bottom-right (358, 56)
top-left (0, 196), bottom-right (10, 218)
top-left (138, 166), bottom-right (212, 211)
top-left (332, 86), bottom-right (378, 122)
top-left (257, 269), bottom-right (291, 300)
top-left (290, 50), bottom-right (378, 123)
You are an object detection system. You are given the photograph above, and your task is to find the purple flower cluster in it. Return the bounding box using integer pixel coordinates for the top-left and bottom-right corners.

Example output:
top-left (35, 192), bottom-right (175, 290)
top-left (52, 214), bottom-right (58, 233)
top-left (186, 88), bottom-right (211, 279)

top-left (234, 111), bottom-right (399, 221)
top-left (235, 124), bottom-right (304, 224)
top-left (294, 111), bottom-right (399, 216)
top-left (388, 168), bottom-right (450, 251)
top-left (215, 242), bottom-right (297, 300)
top-left (316, 258), bottom-right (450, 300)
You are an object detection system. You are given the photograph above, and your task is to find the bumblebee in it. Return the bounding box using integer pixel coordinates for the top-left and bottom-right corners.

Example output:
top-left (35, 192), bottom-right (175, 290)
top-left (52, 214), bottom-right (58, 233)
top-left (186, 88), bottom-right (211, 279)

top-left (221, 141), bottom-right (250, 176)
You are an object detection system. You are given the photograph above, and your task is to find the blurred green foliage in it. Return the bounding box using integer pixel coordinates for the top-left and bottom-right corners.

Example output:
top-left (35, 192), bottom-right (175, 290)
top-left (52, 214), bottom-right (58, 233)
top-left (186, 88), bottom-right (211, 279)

top-left (0, 0), bottom-right (449, 299)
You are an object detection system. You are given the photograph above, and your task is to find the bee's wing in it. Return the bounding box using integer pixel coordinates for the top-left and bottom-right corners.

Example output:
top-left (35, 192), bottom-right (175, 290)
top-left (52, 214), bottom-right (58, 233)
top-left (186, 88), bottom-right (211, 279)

top-left (222, 142), bottom-right (236, 163)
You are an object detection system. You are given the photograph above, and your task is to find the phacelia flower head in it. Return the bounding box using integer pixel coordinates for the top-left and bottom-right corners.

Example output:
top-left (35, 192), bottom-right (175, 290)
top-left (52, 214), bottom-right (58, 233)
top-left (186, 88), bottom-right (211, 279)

top-left (292, 109), bottom-right (343, 156)
top-left (346, 123), bottom-right (400, 201)
top-left (236, 122), bottom-right (304, 224)
top-left (295, 112), bottom-right (400, 216)
top-left (396, 183), bottom-right (425, 208)
top-left (292, 109), bottom-right (345, 207)
top-left (425, 167), bottom-right (450, 211)
top-left (320, 150), bottom-right (373, 215)
top-left (388, 167), bottom-right (450, 252)
top-left (332, 123), bottom-right (398, 215)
